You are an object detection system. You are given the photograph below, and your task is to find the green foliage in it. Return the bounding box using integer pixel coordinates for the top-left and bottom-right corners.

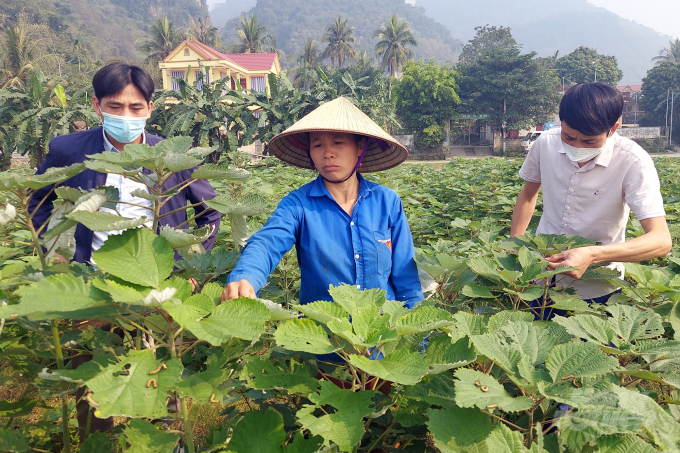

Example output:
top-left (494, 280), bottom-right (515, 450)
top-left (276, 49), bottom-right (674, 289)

top-left (393, 59), bottom-right (460, 147)
top-left (555, 46), bottom-right (624, 84)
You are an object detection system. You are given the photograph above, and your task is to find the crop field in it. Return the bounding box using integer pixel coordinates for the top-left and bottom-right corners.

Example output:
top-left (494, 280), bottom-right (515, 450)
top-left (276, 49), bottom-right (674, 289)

top-left (1, 151), bottom-right (680, 453)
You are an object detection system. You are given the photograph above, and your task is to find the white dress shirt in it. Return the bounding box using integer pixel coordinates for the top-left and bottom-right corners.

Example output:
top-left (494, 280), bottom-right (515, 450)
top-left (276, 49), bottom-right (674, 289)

top-left (519, 127), bottom-right (666, 298)
top-left (91, 131), bottom-right (154, 257)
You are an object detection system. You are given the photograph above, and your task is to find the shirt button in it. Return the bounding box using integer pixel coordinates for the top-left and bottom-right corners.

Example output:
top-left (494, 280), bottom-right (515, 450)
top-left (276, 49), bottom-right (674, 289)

top-left (356, 285), bottom-right (361, 289)
top-left (569, 188), bottom-right (574, 193)
top-left (563, 223), bottom-right (568, 227)
top-left (355, 254), bottom-right (360, 259)
top-left (350, 221), bottom-right (354, 226)
top-left (566, 206), bottom-right (571, 211)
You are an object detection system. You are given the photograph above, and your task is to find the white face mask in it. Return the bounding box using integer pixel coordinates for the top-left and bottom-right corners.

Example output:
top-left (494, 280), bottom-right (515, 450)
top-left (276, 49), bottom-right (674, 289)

top-left (562, 131), bottom-right (612, 163)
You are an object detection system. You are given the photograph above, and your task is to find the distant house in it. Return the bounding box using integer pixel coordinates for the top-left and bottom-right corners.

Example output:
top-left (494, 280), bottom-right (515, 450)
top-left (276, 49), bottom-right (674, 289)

top-left (616, 84), bottom-right (643, 125)
top-left (159, 39), bottom-right (281, 93)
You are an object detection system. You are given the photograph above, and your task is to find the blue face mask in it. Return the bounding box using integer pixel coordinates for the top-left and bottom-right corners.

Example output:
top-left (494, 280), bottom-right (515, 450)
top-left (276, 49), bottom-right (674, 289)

top-left (101, 111), bottom-right (147, 144)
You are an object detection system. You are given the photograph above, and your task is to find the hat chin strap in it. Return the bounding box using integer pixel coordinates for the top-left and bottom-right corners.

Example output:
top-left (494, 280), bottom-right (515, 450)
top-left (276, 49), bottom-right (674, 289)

top-left (310, 138), bottom-right (371, 184)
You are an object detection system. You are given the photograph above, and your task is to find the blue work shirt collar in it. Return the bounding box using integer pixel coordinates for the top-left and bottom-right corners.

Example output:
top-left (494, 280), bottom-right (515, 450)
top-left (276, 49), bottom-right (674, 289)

top-left (309, 173), bottom-right (373, 199)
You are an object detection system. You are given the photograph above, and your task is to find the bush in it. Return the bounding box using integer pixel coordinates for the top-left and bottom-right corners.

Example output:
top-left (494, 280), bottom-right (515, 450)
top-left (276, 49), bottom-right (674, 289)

top-left (634, 136), bottom-right (675, 153)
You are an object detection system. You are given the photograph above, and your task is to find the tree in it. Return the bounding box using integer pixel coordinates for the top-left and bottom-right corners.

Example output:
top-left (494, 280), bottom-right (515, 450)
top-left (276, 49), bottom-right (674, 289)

top-left (293, 39), bottom-right (321, 90)
top-left (186, 16), bottom-right (221, 49)
top-left (639, 61), bottom-right (680, 141)
top-left (456, 26), bottom-right (560, 147)
top-left (227, 14), bottom-right (277, 53)
top-left (393, 59), bottom-right (460, 148)
top-left (652, 38), bottom-right (680, 64)
top-left (373, 15), bottom-right (417, 77)
top-left (0, 24), bottom-right (58, 88)
top-left (555, 46), bottom-right (623, 84)
top-left (321, 17), bottom-right (358, 68)
top-left (137, 17), bottom-right (184, 65)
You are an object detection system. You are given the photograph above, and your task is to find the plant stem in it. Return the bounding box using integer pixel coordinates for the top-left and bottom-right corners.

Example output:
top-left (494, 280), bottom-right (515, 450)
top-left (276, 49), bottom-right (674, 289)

top-left (180, 397), bottom-right (196, 453)
top-left (366, 420), bottom-right (394, 452)
top-left (51, 320), bottom-right (71, 453)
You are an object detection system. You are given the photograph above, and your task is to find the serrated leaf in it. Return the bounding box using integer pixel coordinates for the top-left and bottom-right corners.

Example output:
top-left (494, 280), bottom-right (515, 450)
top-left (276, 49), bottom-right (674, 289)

top-left (552, 314), bottom-right (615, 345)
top-left (6, 274), bottom-right (105, 319)
top-left (556, 407), bottom-right (645, 452)
top-left (0, 399), bottom-right (36, 417)
top-left (471, 332), bottom-right (523, 375)
top-left (71, 191), bottom-right (107, 213)
top-left (281, 432), bottom-right (324, 453)
top-left (351, 304), bottom-right (398, 346)
top-left (425, 336), bottom-right (476, 373)
top-left (228, 408), bottom-right (286, 453)
top-left (241, 357), bottom-right (318, 395)
top-left (426, 406), bottom-right (495, 453)
top-left (487, 424), bottom-right (530, 453)
top-left (349, 348), bottom-right (430, 385)
top-left (327, 284), bottom-right (386, 316)
top-left (293, 300), bottom-right (348, 324)
top-left (605, 304), bottom-right (664, 342)
top-left (537, 382), bottom-right (618, 408)
top-left (21, 163), bottom-right (87, 190)
top-left (92, 278), bottom-right (150, 304)
top-left (229, 212), bottom-right (248, 249)
top-left (258, 298), bottom-right (298, 321)
top-left (92, 228), bottom-right (174, 287)
top-left (597, 434), bottom-right (661, 453)
top-left (454, 368), bottom-right (534, 412)
top-left (296, 381), bottom-right (374, 452)
top-left (85, 352), bottom-right (182, 418)
top-left (546, 340), bottom-right (618, 383)
top-left (191, 165), bottom-right (251, 181)
top-left (205, 193), bottom-right (269, 215)
top-left (161, 153), bottom-right (202, 172)
top-left (129, 188), bottom-right (159, 201)
top-left (462, 284), bottom-right (495, 299)
top-left (123, 419), bottom-right (179, 453)
top-left (159, 225), bottom-right (212, 248)
top-left (172, 361), bottom-right (232, 404)
top-left (581, 266), bottom-right (624, 280)
top-left (68, 211), bottom-right (149, 232)
top-left (274, 318), bottom-right (338, 354)
top-left (0, 429), bottom-right (30, 452)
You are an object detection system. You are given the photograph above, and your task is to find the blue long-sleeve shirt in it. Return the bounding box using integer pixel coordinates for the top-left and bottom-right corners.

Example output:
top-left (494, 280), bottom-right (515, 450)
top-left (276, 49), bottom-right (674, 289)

top-left (227, 174), bottom-right (423, 307)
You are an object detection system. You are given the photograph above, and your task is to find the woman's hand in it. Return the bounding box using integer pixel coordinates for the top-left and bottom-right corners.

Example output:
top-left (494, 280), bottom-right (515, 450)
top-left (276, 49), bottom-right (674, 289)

top-left (220, 280), bottom-right (256, 302)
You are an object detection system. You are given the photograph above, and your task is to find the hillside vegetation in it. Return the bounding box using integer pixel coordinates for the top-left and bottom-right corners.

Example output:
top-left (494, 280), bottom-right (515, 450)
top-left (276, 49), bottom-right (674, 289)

top-left (220, 0), bottom-right (462, 66)
top-left (415, 0), bottom-right (672, 84)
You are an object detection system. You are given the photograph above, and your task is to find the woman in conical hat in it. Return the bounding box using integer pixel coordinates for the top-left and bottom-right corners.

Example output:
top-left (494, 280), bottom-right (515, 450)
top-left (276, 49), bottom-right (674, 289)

top-left (221, 97), bottom-right (423, 307)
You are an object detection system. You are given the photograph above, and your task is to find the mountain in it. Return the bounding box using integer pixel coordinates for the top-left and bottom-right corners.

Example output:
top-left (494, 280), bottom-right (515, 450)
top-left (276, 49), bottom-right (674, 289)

top-left (414, 0), bottom-right (672, 84)
top-left (219, 0), bottom-right (462, 67)
top-left (210, 0), bottom-right (256, 29)
top-left (1, 0), bottom-right (206, 61)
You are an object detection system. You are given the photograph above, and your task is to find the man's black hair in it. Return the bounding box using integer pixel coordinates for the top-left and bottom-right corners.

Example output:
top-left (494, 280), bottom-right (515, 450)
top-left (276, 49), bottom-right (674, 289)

top-left (92, 62), bottom-right (155, 102)
top-left (559, 82), bottom-right (623, 136)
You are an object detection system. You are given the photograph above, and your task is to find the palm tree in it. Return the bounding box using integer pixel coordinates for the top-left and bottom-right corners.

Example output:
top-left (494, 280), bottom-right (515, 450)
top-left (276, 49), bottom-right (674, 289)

top-left (652, 38), bottom-right (680, 64)
top-left (294, 38), bottom-right (320, 89)
top-left (0, 25), bottom-right (56, 88)
top-left (373, 15), bottom-right (417, 77)
top-left (186, 16), bottom-right (221, 49)
top-left (321, 17), bottom-right (358, 68)
top-left (137, 17), bottom-right (183, 64)
top-left (227, 15), bottom-right (276, 53)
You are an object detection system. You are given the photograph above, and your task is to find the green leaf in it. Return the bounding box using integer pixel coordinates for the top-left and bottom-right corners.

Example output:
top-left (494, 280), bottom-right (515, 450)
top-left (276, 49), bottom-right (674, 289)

top-left (205, 193), bottom-right (269, 215)
top-left (296, 380), bottom-right (374, 452)
top-left (7, 274), bottom-right (105, 319)
top-left (85, 351), bottom-right (182, 418)
top-left (605, 304), bottom-right (664, 342)
top-left (597, 434), bottom-right (661, 453)
top-left (471, 332), bottom-right (523, 375)
top-left (426, 406), bottom-right (495, 453)
top-left (68, 211), bottom-right (149, 232)
top-left (351, 304), bottom-right (398, 346)
top-left (159, 225), bottom-right (213, 248)
top-left (454, 368), bottom-right (534, 412)
top-left (0, 429), bottom-right (30, 452)
top-left (487, 424), bottom-right (531, 453)
top-left (281, 432), bottom-right (324, 453)
top-left (229, 212), bottom-right (248, 248)
top-left (349, 348), bottom-right (430, 385)
top-left (20, 163), bottom-right (86, 190)
top-left (293, 300), bottom-right (348, 324)
top-left (241, 357), bottom-right (318, 395)
top-left (71, 191), bottom-right (107, 213)
top-left (54, 84), bottom-right (67, 107)
top-left (228, 408), bottom-right (286, 453)
top-left (0, 399), bottom-right (37, 417)
top-left (274, 318), bottom-right (338, 354)
top-left (78, 432), bottom-right (114, 453)
top-left (546, 340), bottom-right (618, 383)
top-left (171, 361), bottom-right (233, 404)
top-left (327, 284), bottom-right (386, 316)
top-left (556, 407), bottom-right (645, 452)
top-left (173, 297), bottom-right (270, 346)
top-left (425, 336), bottom-right (476, 373)
top-left (92, 278), bottom-right (150, 304)
top-left (191, 165), bottom-right (251, 181)
top-left (161, 153), bottom-right (202, 172)
top-left (123, 419), bottom-right (180, 453)
top-left (462, 284), bottom-right (495, 299)
top-left (395, 306), bottom-right (455, 335)
top-left (537, 382), bottom-right (617, 408)
top-left (552, 314), bottom-right (615, 345)
top-left (403, 374), bottom-right (457, 408)
top-left (92, 228), bottom-right (174, 287)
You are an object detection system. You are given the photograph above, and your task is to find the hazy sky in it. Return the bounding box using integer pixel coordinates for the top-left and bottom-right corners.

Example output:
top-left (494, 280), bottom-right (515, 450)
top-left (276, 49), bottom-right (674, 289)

top-left (587, 0), bottom-right (679, 39)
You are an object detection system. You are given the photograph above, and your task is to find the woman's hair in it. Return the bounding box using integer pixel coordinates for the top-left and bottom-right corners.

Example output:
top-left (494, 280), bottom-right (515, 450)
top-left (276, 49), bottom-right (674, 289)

top-left (559, 82), bottom-right (623, 136)
top-left (92, 62), bottom-right (155, 103)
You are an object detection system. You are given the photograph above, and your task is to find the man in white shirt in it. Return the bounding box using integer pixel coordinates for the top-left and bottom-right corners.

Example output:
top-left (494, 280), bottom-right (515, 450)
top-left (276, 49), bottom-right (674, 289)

top-left (511, 82), bottom-right (671, 317)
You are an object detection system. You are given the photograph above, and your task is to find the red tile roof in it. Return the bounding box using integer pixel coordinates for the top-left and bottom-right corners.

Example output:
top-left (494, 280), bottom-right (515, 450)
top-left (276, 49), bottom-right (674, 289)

top-left (617, 84), bottom-right (642, 92)
top-left (181, 39), bottom-right (277, 71)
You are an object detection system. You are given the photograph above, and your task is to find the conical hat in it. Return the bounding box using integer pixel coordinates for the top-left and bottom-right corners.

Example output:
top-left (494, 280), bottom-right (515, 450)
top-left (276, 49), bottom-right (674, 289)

top-left (268, 96), bottom-right (408, 172)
